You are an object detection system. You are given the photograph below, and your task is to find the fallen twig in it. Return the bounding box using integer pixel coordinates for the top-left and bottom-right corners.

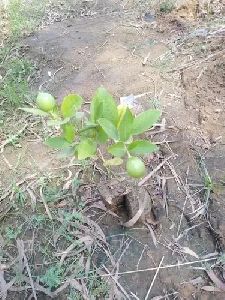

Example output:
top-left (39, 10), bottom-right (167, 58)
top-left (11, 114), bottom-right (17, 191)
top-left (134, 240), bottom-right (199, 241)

top-left (151, 291), bottom-right (179, 299)
top-left (17, 240), bottom-right (37, 300)
top-left (103, 265), bottom-right (131, 300)
top-left (40, 186), bottom-right (53, 220)
top-left (77, 257), bottom-right (218, 280)
top-left (138, 156), bottom-right (174, 186)
top-left (145, 222), bottom-right (157, 247)
top-left (145, 256), bottom-right (164, 300)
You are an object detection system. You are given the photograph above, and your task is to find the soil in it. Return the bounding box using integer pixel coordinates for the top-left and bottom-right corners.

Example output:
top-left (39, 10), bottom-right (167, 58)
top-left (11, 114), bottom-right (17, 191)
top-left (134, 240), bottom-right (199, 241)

top-left (1, 1), bottom-right (225, 299)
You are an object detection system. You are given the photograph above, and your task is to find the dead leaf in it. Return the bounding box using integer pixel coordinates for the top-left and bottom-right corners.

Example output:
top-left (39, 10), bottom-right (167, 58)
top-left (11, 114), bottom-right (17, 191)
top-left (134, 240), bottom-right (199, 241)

top-left (0, 270), bottom-right (7, 300)
top-left (54, 200), bottom-right (69, 208)
top-left (201, 285), bottom-right (223, 292)
top-left (145, 222), bottom-right (157, 247)
top-left (40, 186), bottom-right (53, 220)
top-left (201, 252), bottom-right (219, 259)
top-left (69, 279), bottom-right (83, 293)
top-left (207, 269), bottom-right (225, 291)
top-left (181, 246), bottom-right (199, 259)
top-left (104, 157), bottom-right (123, 167)
top-left (189, 276), bottom-right (204, 285)
top-left (123, 192), bottom-right (148, 227)
top-left (88, 202), bottom-right (119, 218)
top-left (68, 279), bottom-right (90, 300)
top-left (145, 214), bottom-right (158, 226)
top-left (151, 297), bottom-right (164, 300)
top-left (27, 188), bottom-right (37, 210)
top-left (63, 179), bottom-right (72, 190)
top-left (59, 243), bottom-right (77, 266)
top-left (65, 170), bottom-right (73, 181)
top-left (85, 256), bottom-right (91, 277)
top-left (16, 240), bottom-right (37, 300)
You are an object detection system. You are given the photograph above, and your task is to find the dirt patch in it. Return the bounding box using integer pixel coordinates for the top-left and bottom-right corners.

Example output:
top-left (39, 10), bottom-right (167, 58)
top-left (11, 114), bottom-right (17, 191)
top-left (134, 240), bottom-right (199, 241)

top-left (24, 15), bottom-right (171, 99)
top-left (182, 57), bottom-right (225, 141)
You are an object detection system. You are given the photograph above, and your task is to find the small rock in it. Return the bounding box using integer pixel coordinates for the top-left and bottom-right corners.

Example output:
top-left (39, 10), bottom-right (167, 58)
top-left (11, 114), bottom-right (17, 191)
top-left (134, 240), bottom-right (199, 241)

top-left (144, 12), bottom-right (155, 23)
top-left (190, 28), bottom-right (208, 38)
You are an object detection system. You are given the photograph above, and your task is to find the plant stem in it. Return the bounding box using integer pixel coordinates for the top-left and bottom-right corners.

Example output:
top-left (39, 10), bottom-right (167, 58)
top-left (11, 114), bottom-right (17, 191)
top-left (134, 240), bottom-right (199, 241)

top-left (125, 146), bottom-right (131, 158)
top-left (78, 125), bottom-right (97, 133)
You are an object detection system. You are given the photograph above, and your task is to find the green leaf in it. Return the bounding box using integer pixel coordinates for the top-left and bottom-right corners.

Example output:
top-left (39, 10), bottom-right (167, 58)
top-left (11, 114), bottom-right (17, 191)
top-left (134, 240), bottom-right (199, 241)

top-left (57, 147), bottom-right (76, 158)
top-left (62, 124), bottom-right (75, 143)
top-left (19, 107), bottom-right (49, 117)
top-left (90, 95), bottom-right (103, 123)
top-left (108, 142), bottom-right (126, 157)
top-left (96, 126), bottom-right (108, 143)
top-left (44, 137), bottom-right (71, 149)
top-left (128, 140), bottom-right (159, 155)
top-left (98, 118), bottom-right (119, 141)
top-left (104, 157), bottom-right (123, 166)
top-left (61, 94), bottom-right (83, 118)
top-left (91, 87), bottom-right (118, 124)
top-left (47, 118), bottom-right (70, 127)
top-left (77, 139), bottom-right (97, 160)
top-left (117, 107), bottom-right (134, 142)
top-left (132, 109), bottom-right (161, 135)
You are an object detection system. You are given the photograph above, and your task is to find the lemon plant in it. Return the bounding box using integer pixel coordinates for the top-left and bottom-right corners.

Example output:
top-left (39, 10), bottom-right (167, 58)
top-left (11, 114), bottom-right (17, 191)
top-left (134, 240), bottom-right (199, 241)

top-left (22, 87), bottom-right (161, 178)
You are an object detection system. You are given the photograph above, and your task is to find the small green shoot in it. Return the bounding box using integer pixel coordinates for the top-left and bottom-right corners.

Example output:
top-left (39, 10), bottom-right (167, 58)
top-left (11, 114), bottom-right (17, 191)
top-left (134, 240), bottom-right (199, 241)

top-left (40, 265), bottom-right (64, 289)
top-left (159, 1), bottom-right (175, 13)
top-left (0, 55), bottom-right (34, 107)
top-left (5, 226), bottom-right (22, 241)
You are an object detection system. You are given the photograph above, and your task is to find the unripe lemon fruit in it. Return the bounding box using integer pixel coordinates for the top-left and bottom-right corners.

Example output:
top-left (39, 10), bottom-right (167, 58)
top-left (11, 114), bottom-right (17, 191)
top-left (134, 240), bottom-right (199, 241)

top-left (36, 92), bottom-right (56, 112)
top-left (126, 157), bottom-right (146, 178)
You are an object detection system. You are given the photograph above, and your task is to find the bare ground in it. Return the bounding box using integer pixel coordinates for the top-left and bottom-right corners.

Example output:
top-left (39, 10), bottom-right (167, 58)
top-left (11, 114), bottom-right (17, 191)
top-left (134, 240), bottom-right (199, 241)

top-left (1, 1), bottom-right (225, 299)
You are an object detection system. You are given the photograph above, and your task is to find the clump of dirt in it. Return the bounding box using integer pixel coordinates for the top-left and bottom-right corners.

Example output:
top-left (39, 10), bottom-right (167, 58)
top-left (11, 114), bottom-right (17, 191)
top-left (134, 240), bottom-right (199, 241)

top-left (97, 179), bottom-right (154, 224)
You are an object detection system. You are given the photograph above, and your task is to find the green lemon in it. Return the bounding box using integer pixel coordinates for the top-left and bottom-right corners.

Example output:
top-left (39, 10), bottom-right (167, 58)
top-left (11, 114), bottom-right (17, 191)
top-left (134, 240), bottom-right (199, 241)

top-left (126, 157), bottom-right (146, 178)
top-left (36, 92), bottom-right (56, 112)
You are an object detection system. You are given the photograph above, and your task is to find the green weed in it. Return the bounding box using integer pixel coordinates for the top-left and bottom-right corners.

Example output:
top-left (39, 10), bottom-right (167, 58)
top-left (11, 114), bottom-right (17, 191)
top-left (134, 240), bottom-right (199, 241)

top-left (30, 214), bottom-right (48, 229)
top-left (43, 185), bottom-right (63, 204)
top-left (40, 265), bottom-right (65, 289)
top-left (159, 1), bottom-right (175, 13)
top-left (14, 187), bottom-right (27, 207)
top-left (0, 51), bottom-right (35, 107)
top-left (1, 0), bottom-right (44, 108)
top-left (0, 110), bottom-right (4, 127)
top-left (4, 225), bottom-right (22, 241)
top-left (68, 273), bottom-right (109, 299)
top-left (88, 273), bottom-right (109, 298)
top-left (7, 0), bottom-right (47, 39)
